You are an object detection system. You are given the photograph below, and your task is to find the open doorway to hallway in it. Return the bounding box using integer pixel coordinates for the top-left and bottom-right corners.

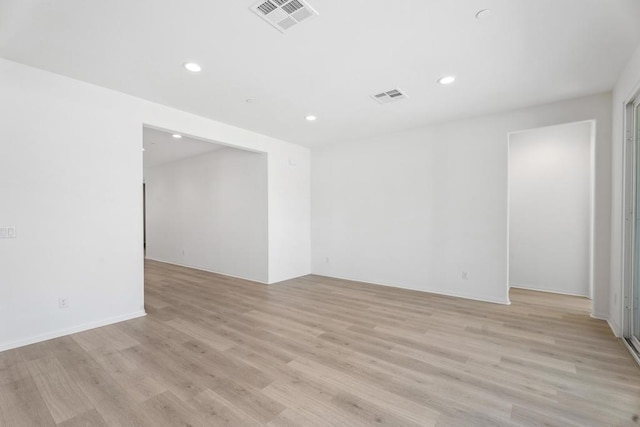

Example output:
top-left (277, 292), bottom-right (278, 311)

top-left (508, 121), bottom-right (595, 310)
top-left (142, 126), bottom-right (269, 284)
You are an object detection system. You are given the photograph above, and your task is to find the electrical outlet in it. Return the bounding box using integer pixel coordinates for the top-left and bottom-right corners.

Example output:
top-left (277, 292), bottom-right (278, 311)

top-left (0, 226), bottom-right (16, 239)
top-left (462, 271), bottom-right (468, 280)
top-left (58, 297), bottom-right (69, 309)
top-left (325, 257), bottom-right (330, 264)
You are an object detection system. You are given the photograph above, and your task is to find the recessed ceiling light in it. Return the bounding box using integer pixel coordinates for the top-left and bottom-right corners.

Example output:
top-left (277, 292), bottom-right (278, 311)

top-left (438, 76), bottom-right (456, 85)
top-left (172, 134), bottom-right (183, 139)
top-left (475, 9), bottom-right (491, 20)
top-left (142, 148), bottom-right (145, 152)
top-left (305, 115), bottom-right (317, 121)
top-left (183, 62), bottom-right (202, 73)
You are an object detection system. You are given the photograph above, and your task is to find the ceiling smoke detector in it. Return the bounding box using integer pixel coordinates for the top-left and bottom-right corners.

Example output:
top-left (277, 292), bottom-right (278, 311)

top-left (250, 0), bottom-right (319, 33)
top-left (371, 89), bottom-right (409, 104)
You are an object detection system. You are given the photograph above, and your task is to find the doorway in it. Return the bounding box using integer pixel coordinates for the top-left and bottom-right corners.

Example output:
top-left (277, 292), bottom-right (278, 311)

top-left (142, 126), bottom-right (269, 283)
top-left (508, 121), bottom-right (595, 303)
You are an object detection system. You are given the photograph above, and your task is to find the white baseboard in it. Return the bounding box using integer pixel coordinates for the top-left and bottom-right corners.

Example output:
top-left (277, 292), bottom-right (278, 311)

top-left (591, 313), bottom-right (621, 338)
top-left (145, 257), bottom-right (269, 285)
top-left (608, 320), bottom-right (621, 337)
top-left (608, 319), bottom-right (622, 338)
top-left (311, 274), bottom-right (511, 305)
top-left (590, 312), bottom-right (608, 320)
top-left (0, 310), bottom-right (147, 353)
top-left (623, 339), bottom-right (640, 366)
top-left (510, 284), bottom-right (589, 298)
top-left (590, 312), bottom-right (622, 337)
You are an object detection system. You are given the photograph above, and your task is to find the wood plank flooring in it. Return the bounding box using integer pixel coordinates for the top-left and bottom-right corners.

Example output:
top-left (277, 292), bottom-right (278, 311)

top-left (1, 260), bottom-right (639, 426)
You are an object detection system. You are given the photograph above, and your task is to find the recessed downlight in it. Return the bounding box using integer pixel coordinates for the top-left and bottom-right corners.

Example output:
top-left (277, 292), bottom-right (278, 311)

top-left (172, 134), bottom-right (183, 139)
top-left (183, 62), bottom-right (202, 73)
top-left (305, 115), bottom-right (317, 121)
top-left (438, 76), bottom-right (456, 85)
top-left (475, 9), bottom-right (492, 20)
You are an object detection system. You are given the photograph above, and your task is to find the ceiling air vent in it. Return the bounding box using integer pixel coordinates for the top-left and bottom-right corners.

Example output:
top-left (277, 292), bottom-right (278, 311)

top-left (371, 89), bottom-right (408, 104)
top-left (250, 0), bottom-right (319, 33)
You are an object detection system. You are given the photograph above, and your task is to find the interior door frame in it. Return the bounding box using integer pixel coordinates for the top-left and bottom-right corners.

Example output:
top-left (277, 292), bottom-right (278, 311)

top-left (506, 120), bottom-right (596, 304)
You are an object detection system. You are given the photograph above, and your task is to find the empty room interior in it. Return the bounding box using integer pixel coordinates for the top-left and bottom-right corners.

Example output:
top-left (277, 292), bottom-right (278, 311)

top-left (2, 1), bottom-right (640, 426)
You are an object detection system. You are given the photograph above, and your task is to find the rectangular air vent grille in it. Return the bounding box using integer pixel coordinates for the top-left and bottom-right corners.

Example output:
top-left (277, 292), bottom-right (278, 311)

top-left (250, 0), bottom-right (319, 33)
top-left (282, 0), bottom-right (303, 14)
top-left (371, 89), bottom-right (409, 104)
top-left (257, 1), bottom-right (277, 14)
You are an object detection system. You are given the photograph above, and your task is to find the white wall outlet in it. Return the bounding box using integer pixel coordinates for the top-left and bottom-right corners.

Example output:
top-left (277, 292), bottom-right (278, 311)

top-left (325, 257), bottom-right (330, 264)
top-left (58, 297), bottom-right (69, 309)
top-left (0, 226), bottom-right (16, 238)
top-left (462, 271), bottom-right (468, 280)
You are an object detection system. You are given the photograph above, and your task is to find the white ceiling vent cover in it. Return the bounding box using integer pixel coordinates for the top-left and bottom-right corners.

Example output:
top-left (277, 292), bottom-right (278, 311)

top-left (371, 89), bottom-right (409, 104)
top-left (250, 0), bottom-right (319, 33)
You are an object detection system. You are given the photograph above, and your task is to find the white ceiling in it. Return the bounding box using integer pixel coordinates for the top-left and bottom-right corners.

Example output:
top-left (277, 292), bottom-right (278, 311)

top-left (1, 1), bottom-right (640, 147)
top-left (143, 127), bottom-right (224, 169)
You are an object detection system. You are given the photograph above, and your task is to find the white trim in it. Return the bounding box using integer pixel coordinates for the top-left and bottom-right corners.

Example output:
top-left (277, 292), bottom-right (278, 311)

top-left (506, 133), bottom-right (512, 307)
top-left (510, 284), bottom-right (589, 298)
top-left (588, 120), bottom-right (596, 301)
top-left (507, 119), bottom-right (598, 137)
top-left (623, 339), bottom-right (640, 366)
top-left (311, 274), bottom-right (511, 305)
top-left (0, 310), bottom-right (147, 353)
top-left (589, 312), bottom-right (621, 338)
top-left (608, 320), bottom-right (621, 338)
top-left (145, 257), bottom-right (270, 285)
top-left (621, 99), bottom-right (635, 339)
top-left (623, 78), bottom-right (640, 106)
top-left (607, 319), bottom-right (622, 338)
top-left (609, 318), bottom-right (622, 338)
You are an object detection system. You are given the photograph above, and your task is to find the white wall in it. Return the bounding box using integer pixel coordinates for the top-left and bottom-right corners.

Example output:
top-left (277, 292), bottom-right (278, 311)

top-left (145, 148), bottom-right (268, 282)
top-left (509, 122), bottom-right (592, 296)
top-left (610, 43), bottom-right (640, 336)
top-left (141, 121), bottom-right (310, 288)
top-left (312, 93), bottom-right (612, 308)
top-left (0, 58), bottom-right (310, 352)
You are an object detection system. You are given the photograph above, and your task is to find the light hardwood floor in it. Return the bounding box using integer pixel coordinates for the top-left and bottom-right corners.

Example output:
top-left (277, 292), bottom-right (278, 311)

top-left (1, 260), bottom-right (639, 426)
